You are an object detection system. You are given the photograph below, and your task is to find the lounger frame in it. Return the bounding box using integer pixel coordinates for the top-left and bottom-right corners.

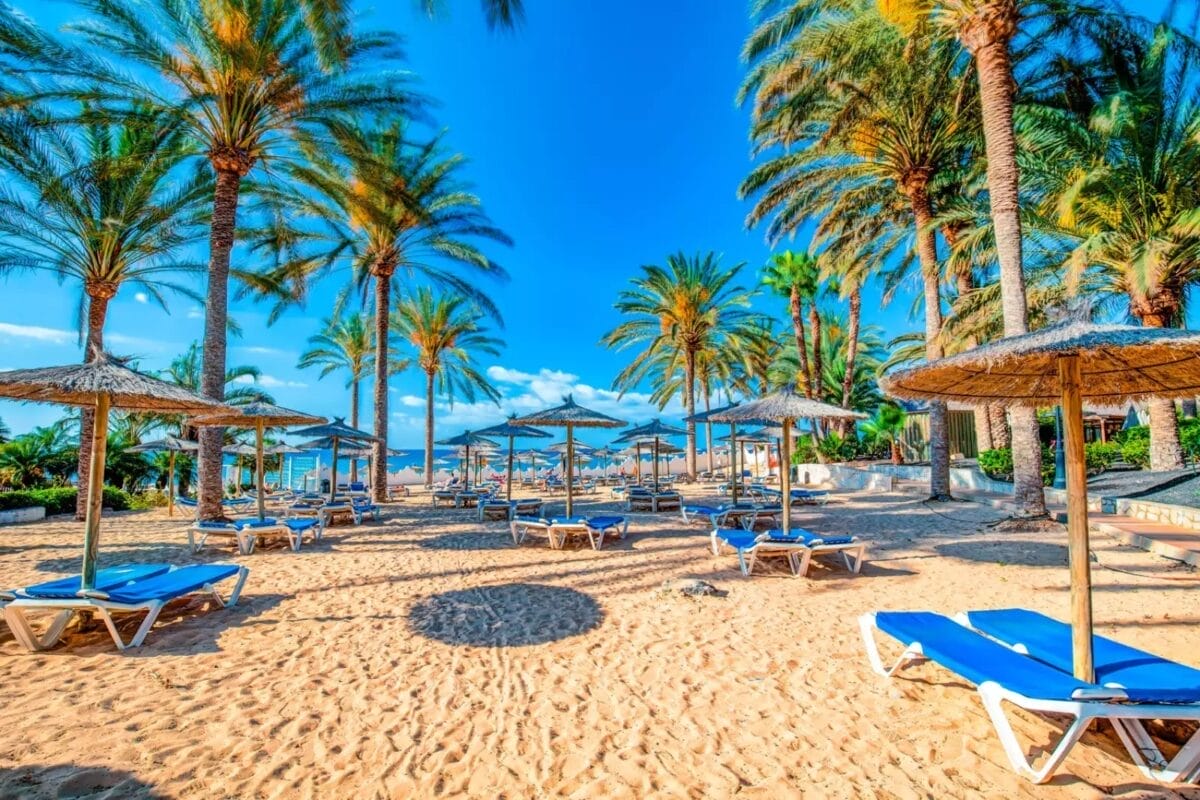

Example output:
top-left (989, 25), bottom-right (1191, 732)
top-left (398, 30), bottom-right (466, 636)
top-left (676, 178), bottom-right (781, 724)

top-left (859, 612), bottom-right (1200, 784)
top-left (711, 531), bottom-right (866, 577)
top-left (4, 566), bottom-right (249, 651)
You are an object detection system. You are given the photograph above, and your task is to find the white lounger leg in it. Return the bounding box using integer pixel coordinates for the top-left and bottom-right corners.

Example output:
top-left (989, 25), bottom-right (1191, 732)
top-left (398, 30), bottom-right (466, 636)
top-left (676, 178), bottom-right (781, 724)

top-left (1111, 717), bottom-right (1200, 783)
top-left (977, 683), bottom-right (1095, 784)
top-left (187, 528), bottom-right (209, 554)
top-left (789, 548), bottom-right (815, 577)
top-left (3, 607), bottom-right (76, 651)
top-left (840, 544), bottom-right (867, 573)
top-left (859, 613), bottom-right (925, 677)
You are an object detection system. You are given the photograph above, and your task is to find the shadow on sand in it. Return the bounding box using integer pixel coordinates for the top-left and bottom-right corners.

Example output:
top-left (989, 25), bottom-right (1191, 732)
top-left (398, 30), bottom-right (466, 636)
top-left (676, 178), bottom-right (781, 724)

top-left (0, 763), bottom-right (171, 799)
top-left (408, 582), bottom-right (603, 647)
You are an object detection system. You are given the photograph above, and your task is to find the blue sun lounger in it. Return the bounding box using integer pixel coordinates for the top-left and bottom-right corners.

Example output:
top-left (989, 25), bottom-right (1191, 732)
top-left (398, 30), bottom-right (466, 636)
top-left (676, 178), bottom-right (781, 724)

top-left (4, 563), bottom-right (249, 651)
top-left (188, 517), bottom-right (319, 554)
top-left (0, 563), bottom-right (172, 607)
top-left (510, 515), bottom-right (629, 550)
top-left (860, 610), bottom-right (1200, 784)
top-left (710, 527), bottom-right (865, 577)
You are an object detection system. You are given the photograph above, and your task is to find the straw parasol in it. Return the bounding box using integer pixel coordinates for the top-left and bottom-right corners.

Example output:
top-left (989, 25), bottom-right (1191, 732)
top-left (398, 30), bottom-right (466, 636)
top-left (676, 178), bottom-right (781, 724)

top-left (266, 443), bottom-right (304, 492)
top-left (335, 444), bottom-right (406, 490)
top-left (709, 387), bottom-right (864, 538)
top-left (435, 431), bottom-right (500, 492)
top-left (0, 354), bottom-right (226, 589)
top-left (686, 401), bottom-right (770, 504)
top-left (615, 418), bottom-right (687, 489)
top-left (477, 415), bottom-right (552, 501)
top-left (589, 446), bottom-right (619, 479)
top-left (128, 436), bottom-right (199, 517)
top-left (290, 418), bottom-right (375, 502)
top-left (881, 319), bottom-right (1200, 681)
top-left (513, 395), bottom-right (625, 516)
top-left (193, 403), bottom-right (324, 520)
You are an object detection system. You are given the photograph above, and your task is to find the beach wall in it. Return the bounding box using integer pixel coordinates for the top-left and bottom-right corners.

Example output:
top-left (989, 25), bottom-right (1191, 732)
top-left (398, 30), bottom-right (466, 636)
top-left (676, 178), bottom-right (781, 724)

top-left (862, 464), bottom-right (1014, 494)
top-left (792, 464), bottom-right (892, 492)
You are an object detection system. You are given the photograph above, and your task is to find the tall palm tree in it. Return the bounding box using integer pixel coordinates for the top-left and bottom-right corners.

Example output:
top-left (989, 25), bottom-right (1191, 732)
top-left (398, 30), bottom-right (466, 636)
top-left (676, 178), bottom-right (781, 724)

top-left (27, 0), bottom-right (420, 519)
top-left (0, 417), bottom-right (9, 444)
top-left (392, 289), bottom-right (503, 487)
top-left (741, 4), bottom-right (969, 500)
top-left (0, 105), bottom-right (210, 518)
top-left (602, 252), bottom-right (757, 479)
top-left (267, 120), bottom-right (510, 503)
top-left (761, 251), bottom-right (821, 398)
top-left (727, 319), bottom-right (784, 398)
top-left (158, 342), bottom-right (274, 445)
top-left (297, 312), bottom-right (375, 480)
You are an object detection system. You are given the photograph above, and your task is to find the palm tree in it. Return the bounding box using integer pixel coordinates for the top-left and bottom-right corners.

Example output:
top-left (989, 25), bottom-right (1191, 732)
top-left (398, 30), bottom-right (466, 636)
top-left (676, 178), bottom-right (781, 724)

top-left (1020, 22), bottom-right (1200, 470)
top-left (27, 0), bottom-right (420, 519)
top-left (727, 319), bottom-right (784, 398)
top-left (861, 404), bottom-right (909, 465)
top-left (158, 342), bottom-right (274, 445)
top-left (0, 105), bottom-right (210, 518)
top-left (740, 4), bottom-right (969, 500)
top-left (761, 251), bottom-right (821, 398)
top-left (391, 289), bottom-right (503, 487)
top-left (297, 312), bottom-right (375, 480)
top-left (602, 252), bottom-right (757, 479)
top-left (267, 120), bottom-right (509, 503)
top-left (0, 417), bottom-right (9, 443)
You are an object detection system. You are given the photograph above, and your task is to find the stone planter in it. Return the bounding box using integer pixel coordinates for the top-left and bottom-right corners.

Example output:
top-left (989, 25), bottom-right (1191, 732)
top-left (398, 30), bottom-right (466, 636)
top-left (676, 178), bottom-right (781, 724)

top-left (0, 506), bottom-right (47, 525)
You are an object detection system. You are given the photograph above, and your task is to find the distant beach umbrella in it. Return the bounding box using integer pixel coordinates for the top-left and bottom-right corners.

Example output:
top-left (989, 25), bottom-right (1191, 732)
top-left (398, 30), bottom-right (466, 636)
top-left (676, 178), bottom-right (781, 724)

top-left (881, 319), bottom-right (1200, 681)
top-left (477, 415), bottom-right (552, 501)
top-left (291, 417), bottom-right (375, 502)
top-left (0, 353), bottom-right (224, 589)
top-left (266, 443), bottom-right (305, 492)
top-left (686, 401), bottom-right (766, 503)
top-left (129, 436), bottom-right (199, 517)
top-left (513, 395), bottom-right (625, 516)
top-left (435, 430), bottom-right (501, 492)
top-left (615, 418), bottom-right (687, 488)
top-left (709, 387), bottom-right (864, 539)
top-left (194, 403), bottom-right (324, 520)
top-left (589, 446), bottom-right (619, 478)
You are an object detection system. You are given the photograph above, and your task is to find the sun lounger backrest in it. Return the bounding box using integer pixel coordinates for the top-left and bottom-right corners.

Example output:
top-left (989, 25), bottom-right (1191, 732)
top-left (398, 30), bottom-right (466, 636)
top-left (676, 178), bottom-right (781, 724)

top-left (874, 611), bottom-right (1102, 702)
top-left (20, 564), bottom-right (173, 599)
top-left (965, 608), bottom-right (1200, 703)
top-left (98, 564), bottom-right (242, 604)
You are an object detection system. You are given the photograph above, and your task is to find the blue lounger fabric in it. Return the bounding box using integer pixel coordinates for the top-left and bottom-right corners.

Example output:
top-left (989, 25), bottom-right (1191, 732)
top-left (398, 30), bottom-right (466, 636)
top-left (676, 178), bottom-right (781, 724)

top-left (965, 608), bottom-right (1200, 704)
top-left (586, 516), bottom-right (625, 529)
top-left (875, 611), bottom-right (1100, 702)
top-left (763, 528), bottom-right (854, 546)
top-left (20, 564), bottom-right (172, 599)
top-left (99, 564), bottom-right (241, 604)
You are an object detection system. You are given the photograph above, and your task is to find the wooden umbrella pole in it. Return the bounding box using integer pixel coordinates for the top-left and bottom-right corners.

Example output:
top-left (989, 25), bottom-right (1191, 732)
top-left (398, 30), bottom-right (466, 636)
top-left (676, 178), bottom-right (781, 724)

top-left (329, 437), bottom-right (340, 504)
top-left (82, 393), bottom-right (110, 591)
top-left (729, 423), bottom-right (738, 505)
top-left (255, 419), bottom-right (266, 521)
top-left (781, 418), bottom-right (793, 533)
top-left (168, 449), bottom-right (176, 518)
top-left (653, 436), bottom-right (660, 488)
top-left (635, 442), bottom-right (641, 483)
top-left (566, 423), bottom-right (575, 517)
top-left (507, 436), bottom-right (514, 503)
top-left (465, 442), bottom-right (472, 492)
top-left (1059, 355), bottom-right (1094, 682)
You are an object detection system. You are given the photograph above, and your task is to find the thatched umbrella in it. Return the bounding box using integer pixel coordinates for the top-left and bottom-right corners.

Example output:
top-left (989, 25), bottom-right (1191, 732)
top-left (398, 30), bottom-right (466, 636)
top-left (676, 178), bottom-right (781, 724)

top-left (881, 319), bottom-right (1200, 681)
top-left (477, 416), bottom-right (552, 501)
top-left (435, 431), bottom-right (500, 492)
top-left (0, 354), bottom-right (225, 589)
top-left (129, 436), bottom-right (199, 517)
top-left (195, 403), bottom-right (324, 520)
top-left (709, 388), bottom-right (864, 537)
top-left (513, 395), bottom-right (625, 516)
top-left (590, 446), bottom-right (619, 479)
top-left (291, 418), bottom-right (375, 503)
top-left (687, 402), bottom-right (771, 504)
top-left (265, 443), bottom-right (304, 491)
top-left (615, 418), bottom-right (687, 489)
top-left (336, 444), bottom-right (406, 492)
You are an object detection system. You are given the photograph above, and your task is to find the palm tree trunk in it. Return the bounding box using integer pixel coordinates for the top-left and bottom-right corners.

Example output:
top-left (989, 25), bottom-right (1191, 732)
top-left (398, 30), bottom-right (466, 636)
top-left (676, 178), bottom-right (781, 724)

top-left (809, 304), bottom-right (823, 401)
top-left (905, 174), bottom-right (951, 501)
top-left (703, 382), bottom-right (714, 474)
top-left (74, 284), bottom-right (113, 521)
top-left (424, 369), bottom-right (435, 489)
top-left (684, 348), bottom-right (697, 479)
top-left (790, 288), bottom-right (812, 398)
top-left (198, 167), bottom-right (244, 520)
top-left (371, 271), bottom-right (392, 503)
top-left (349, 378), bottom-right (360, 483)
top-left (960, 1), bottom-right (1045, 516)
top-left (840, 284), bottom-right (862, 436)
top-left (1137, 310), bottom-right (1185, 470)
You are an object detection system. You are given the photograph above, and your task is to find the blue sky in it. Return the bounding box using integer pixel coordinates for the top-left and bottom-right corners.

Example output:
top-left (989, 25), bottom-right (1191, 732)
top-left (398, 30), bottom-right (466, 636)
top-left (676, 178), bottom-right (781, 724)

top-left (0, 0), bottom-right (1180, 447)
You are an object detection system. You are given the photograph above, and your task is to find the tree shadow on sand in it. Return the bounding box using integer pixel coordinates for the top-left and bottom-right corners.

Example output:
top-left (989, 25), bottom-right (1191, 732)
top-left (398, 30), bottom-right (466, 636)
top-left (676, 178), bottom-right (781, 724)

top-left (934, 539), bottom-right (1069, 568)
top-left (408, 583), bottom-right (603, 647)
top-left (0, 763), bottom-right (170, 799)
top-left (416, 531), bottom-right (515, 551)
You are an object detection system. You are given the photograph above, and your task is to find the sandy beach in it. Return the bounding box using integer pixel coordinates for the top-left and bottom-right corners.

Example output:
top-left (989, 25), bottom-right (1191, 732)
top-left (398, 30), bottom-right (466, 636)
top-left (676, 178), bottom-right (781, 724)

top-left (1, 487), bottom-right (1198, 799)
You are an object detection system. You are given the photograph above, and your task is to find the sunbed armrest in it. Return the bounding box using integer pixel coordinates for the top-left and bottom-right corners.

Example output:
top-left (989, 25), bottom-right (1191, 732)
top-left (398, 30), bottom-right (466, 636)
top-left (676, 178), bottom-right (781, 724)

top-left (78, 589), bottom-right (111, 600)
top-left (1071, 687), bottom-right (1129, 701)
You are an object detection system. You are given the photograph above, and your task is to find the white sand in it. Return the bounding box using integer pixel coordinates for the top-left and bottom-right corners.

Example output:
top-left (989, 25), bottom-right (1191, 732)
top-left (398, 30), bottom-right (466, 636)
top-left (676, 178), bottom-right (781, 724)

top-left (0, 489), bottom-right (1197, 799)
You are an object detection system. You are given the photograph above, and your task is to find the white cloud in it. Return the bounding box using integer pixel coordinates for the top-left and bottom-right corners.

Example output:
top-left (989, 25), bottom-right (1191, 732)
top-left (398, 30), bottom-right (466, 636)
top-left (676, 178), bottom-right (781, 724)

top-left (0, 322), bottom-right (75, 345)
top-left (186, 307), bottom-right (204, 320)
top-left (235, 345), bottom-right (294, 358)
top-left (398, 394), bottom-right (425, 408)
top-left (232, 374), bottom-right (308, 389)
top-left (134, 292), bottom-right (149, 304)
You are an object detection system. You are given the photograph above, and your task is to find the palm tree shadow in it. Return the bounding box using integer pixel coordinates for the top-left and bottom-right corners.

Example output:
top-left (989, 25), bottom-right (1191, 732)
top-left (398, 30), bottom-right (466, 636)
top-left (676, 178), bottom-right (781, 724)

top-left (408, 583), bottom-right (603, 647)
top-left (417, 531), bottom-right (514, 551)
top-left (0, 763), bottom-right (170, 799)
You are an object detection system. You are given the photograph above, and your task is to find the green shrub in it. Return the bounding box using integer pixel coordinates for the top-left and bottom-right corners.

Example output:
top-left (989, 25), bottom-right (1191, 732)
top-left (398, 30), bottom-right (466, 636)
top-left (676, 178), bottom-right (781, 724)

top-left (1114, 424), bottom-right (1148, 445)
top-left (1180, 418), bottom-right (1200, 461)
top-left (1085, 442), bottom-right (1122, 473)
top-left (1121, 437), bottom-right (1150, 469)
top-left (0, 486), bottom-right (133, 515)
top-left (978, 448), bottom-right (1014, 481)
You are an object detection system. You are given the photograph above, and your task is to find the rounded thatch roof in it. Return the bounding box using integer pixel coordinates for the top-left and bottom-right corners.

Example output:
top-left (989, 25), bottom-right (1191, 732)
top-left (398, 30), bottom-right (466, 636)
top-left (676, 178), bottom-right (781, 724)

top-left (881, 320), bottom-right (1200, 406)
top-left (0, 353), bottom-right (227, 413)
top-left (222, 443), bottom-right (258, 456)
top-left (614, 418), bottom-right (688, 441)
top-left (338, 445), bottom-right (406, 458)
top-left (435, 430), bottom-right (501, 448)
top-left (546, 441), bottom-right (596, 454)
top-left (189, 402), bottom-right (323, 428)
top-left (476, 416), bottom-right (553, 440)
top-left (291, 418), bottom-right (376, 442)
top-left (267, 443), bottom-right (305, 455)
top-left (707, 386), bottom-right (866, 424)
top-left (511, 394), bottom-right (626, 429)
top-left (128, 436), bottom-right (199, 453)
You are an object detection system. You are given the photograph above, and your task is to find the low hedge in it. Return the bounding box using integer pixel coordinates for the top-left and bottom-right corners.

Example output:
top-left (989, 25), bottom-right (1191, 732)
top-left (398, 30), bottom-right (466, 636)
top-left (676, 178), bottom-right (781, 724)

top-left (0, 486), bottom-right (133, 515)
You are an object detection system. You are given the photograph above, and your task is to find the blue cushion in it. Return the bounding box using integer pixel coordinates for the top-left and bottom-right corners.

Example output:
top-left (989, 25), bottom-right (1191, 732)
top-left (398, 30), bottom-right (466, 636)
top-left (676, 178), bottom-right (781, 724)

top-left (875, 611), bottom-right (1098, 702)
top-left (763, 528), bottom-right (854, 546)
top-left (239, 518), bottom-right (279, 529)
top-left (197, 520), bottom-right (236, 530)
top-left (965, 608), bottom-right (1200, 704)
top-left (714, 529), bottom-right (759, 550)
top-left (550, 517), bottom-right (586, 525)
top-left (285, 519), bottom-right (319, 531)
top-left (587, 516), bottom-right (625, 529)
top-left (684, 505), bottom-right (722, 515)
top-left (21, 564), bottom-right (173, 599)
top-left (101, 564), bottom-right (241, 604)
